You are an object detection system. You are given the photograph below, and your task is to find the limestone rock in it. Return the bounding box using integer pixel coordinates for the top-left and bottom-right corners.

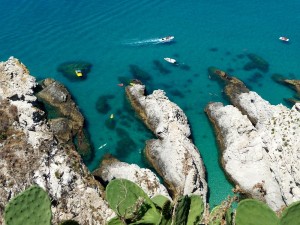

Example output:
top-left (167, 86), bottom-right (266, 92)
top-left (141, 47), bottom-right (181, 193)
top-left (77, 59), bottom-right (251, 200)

top-left (93, 154), bottom-right (170, 199)
top-left (36, 78), bottom-right (91, 157)
top-left (126, 84), bottom-right (207, 201)
top-left (0, 57), bottom-right (114, 225)
top-left (205, 68), bottom-right (300, 211)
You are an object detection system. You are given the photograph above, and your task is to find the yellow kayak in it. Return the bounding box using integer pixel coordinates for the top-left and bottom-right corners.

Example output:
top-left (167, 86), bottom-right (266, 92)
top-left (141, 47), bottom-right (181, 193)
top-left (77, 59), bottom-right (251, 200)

top-left (75, 69), bottom-right (83, 77)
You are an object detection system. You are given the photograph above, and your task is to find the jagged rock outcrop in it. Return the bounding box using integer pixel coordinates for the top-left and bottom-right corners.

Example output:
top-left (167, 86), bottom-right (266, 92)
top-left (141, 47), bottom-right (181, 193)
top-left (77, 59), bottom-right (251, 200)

top-left (0, 57), bottom-right (114, 224)
top-left (125, 83), bottom-right (207, 201)
top-left (272, 74), bottom-right (300, 105)
top-left (205, 68), bottom-right (300, 211)
top-left (93, 154), bottom-right (170, 199)
top-left (36, 78), bottom-right (91, 158)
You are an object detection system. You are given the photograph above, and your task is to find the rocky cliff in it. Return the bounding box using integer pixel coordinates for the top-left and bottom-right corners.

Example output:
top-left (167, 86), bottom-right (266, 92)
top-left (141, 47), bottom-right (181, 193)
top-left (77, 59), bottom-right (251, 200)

top-left (93, 154), bottom-right (170, 199)
top-left (0, 57), bottom-right (114, 224)
top-left (205, 68), bottom-right (300, 211)
top-left (125, 83), bottom-right (208, 201)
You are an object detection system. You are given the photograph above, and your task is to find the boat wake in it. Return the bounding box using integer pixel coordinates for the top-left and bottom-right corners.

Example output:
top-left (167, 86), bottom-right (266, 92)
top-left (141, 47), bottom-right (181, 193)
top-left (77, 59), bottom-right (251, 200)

top-left (123, 37), bottom-right (165, 46)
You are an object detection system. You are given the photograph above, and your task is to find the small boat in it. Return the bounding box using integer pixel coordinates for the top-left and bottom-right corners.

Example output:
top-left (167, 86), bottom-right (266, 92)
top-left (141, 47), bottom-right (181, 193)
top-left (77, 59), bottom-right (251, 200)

top-left (98, 143), bottom-right (107, 149)
top-left (164, 57), bottom-right (177, 64)
top-left (158, 36), bottom-right (174, 43)
top-left (279, 36), bottom-right (289, 42)
top-left (75, 69), bottom-right (83, 77)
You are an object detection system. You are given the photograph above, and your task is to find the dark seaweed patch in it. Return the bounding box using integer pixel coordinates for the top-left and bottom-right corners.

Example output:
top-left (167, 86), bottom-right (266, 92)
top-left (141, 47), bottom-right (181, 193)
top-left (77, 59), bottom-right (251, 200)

top-left (96, 95), bottom-right (114, 114)
top-left (129, 64), bottom-right (152, 81)
top-left (153, 60), bottom-right (171, 74)
top-left (169, 89), bottom-right (185, 98)
top-left (209, 47), bottom-right (218, 52)
top-left (236, 54), bottom-right (245, 59)
top-left (227, 68), bottom-right (234, 73)
top-left (115, 128), bottom-right (137, 159)
top-left (105, 118), bottom-right (116, 130)
top-left (179, 64), bottom-right (191, 71)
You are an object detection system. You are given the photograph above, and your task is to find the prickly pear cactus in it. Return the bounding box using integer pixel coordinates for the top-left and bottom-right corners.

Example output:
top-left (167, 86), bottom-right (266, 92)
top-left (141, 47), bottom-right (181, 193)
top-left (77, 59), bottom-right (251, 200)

top-left (151, 195), bottom-right (171, 209)
top-left (105, 178), bottom-right (161, 223)
top-left (186, 195), bottom-right (204, 225)
top-left (279, 201), bottom-right (300, 225)
top-left (4, 185), bottom-right (52, 225)
top-left (208, 204), bottom-right (232, 225)
top-left (107, 216), bottom-right (124, 225)
top-left (173, 195), bottom-right (190, 225)
top-left (235, 199), bottom-right (279, 225)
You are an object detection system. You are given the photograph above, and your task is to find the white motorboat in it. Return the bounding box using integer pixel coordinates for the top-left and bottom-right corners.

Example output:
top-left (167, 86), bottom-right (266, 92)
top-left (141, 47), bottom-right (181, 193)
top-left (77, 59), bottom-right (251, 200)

top-left (279, 36), bottom-right (289, 42)
top-left (159, 36), bottom-right (174, 43)
top-left (164, 57), bottom-right (177, 64)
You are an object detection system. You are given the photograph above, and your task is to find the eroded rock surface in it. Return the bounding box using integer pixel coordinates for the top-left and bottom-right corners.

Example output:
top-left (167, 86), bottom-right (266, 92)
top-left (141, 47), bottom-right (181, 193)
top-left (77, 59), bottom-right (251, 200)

top-left (0, 57), bottom-right (114, 224)
top-left (206, 68), bottom-right (300, 211)
top-left (272, 74), bottom-right (300, 105)
top-left (36, 78), bottom-right (91, 158)
top-left (93, 154), bottom-right (170, 199)
top-left (125, 83), bottom-right (207, 201)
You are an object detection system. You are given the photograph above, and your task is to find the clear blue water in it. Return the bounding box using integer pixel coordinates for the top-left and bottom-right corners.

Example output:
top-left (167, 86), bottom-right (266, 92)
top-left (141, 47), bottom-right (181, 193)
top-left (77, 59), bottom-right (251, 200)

top-left (1, 0), bottom-right (299, 207)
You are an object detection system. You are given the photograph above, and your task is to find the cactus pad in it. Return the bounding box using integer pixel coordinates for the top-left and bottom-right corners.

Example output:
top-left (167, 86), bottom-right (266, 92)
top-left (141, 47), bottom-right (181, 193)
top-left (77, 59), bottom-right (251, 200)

top-left (173, 195), bottom-right (190, 225)
top-left (105, 178), bottom-right (160, 222)
top-left (280, 201), bottom-right (300, 225)
top-left (107, 216), bottom-right (124, 225)
top-left (235, 199), bottom-right (279, 225)
top-left (151, 195), bottom-right (171, 209)
top-left (4, 185), bottom-right (51, 225)
top-left (187, 195), bottom-right (204, 225)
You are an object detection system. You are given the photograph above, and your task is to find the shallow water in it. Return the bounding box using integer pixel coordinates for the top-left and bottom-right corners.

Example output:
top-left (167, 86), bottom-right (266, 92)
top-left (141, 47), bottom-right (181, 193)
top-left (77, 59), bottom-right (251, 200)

top-left (0, 0), bottom-right (299, 207)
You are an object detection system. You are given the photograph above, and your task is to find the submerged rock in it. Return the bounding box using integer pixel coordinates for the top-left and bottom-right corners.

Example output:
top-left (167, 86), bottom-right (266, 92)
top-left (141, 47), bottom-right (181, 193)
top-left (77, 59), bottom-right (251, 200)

top-left (272, 74), bottom-right (300, 105)
top-left (125, 83), bottom-right (208, 202)
top-left (0, 57), bottom-right (114, 224)
top-left (243, 53), bottom-right (269, 73)
top-left (95, 95), bottom-right (114, 114)
top-left (205, 68), bottom-right (300, 211)
top-left (93, 154), bottom-right (170, 199)
top-left (57, 61), bottom-right (92, 81)
top-left (129, 64), bottom-right (152, 82)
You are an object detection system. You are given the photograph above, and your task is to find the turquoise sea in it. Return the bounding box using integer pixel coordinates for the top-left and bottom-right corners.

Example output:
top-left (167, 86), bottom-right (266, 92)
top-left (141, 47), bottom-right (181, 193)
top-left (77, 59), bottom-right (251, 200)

top-left (1, 0), bottom-right (299, 207)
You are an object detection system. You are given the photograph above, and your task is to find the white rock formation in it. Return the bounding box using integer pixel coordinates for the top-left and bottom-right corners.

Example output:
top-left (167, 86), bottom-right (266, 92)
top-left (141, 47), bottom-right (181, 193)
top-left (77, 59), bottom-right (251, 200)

top-left (206, 91), bottom-right (300, 211)
top-left (94, 155), bottom-right (170, 199)
top-left (126, 84), bottom-right (207, 201)
top-left (0, 57), bottom-right (114, 224)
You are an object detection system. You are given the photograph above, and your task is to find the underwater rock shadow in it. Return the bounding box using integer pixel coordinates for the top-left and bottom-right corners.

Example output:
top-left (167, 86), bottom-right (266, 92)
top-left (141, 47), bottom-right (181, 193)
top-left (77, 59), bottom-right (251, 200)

top-left (57, 61), bottom-right (92, 82)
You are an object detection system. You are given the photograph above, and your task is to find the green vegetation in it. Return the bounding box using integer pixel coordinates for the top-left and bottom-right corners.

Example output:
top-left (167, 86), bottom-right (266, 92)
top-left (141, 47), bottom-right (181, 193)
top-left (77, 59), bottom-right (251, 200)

top-left (3, 180), bottom-right (300, 225)
top-left (280, 201), bottom-right (300, 225)
top-left (106, 178), bottom-right (161, 224)
top-left (208, 204), bottom-right (231, 225)
top-left (4, 185), bottom-right (52, 225)
top-left (173, 195), bottom-right (190, 225)
top-left (235, 199), bottom-right (279, 225)
top-left (105, 178), bottom-right (205, 225)
top-left (187, 194), bottom-right (205, 225)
